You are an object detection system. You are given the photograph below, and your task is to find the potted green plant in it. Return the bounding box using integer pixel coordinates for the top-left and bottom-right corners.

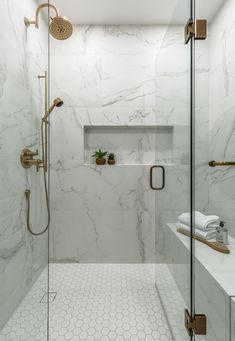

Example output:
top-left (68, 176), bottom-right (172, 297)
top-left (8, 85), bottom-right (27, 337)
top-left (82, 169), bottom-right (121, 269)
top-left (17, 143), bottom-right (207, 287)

top-left (107, 152), bottom-right (115, 165)
top-left (92, 149), bottom-right (107, 165)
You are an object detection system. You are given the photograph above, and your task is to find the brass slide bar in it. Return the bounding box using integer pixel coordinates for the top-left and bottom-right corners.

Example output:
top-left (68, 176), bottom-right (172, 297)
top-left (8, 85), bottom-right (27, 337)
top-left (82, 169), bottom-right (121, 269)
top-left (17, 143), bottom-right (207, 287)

top-left (38, 71), bottom-right (48, 172)
top-left (209, 161), bottom-right (235, 167)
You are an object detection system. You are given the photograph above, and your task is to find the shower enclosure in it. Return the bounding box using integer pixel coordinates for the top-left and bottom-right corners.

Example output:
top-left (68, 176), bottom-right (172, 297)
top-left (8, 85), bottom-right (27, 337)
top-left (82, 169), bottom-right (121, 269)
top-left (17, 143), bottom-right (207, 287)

top-left (154, 0), bottom-right (235, 340)
top-left (0, 0), bottom-right (235, 340)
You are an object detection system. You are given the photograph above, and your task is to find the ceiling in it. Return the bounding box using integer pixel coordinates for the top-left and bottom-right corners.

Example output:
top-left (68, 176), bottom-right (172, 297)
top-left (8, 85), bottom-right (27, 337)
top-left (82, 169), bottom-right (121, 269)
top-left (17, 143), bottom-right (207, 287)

top-left (51, 0), bottom-right (226, 25)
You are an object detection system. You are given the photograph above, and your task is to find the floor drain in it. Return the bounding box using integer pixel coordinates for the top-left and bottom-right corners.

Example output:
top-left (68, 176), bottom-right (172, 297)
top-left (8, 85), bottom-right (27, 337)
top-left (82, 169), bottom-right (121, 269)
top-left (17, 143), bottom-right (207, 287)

top-left (40, 292), bottom-right (57, 303)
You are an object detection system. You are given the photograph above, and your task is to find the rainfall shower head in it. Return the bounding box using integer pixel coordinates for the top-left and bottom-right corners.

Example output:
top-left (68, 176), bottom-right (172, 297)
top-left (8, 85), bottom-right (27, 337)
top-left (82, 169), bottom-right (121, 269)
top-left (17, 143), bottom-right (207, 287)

top-left (49, 16), bottom-right (73, 40)
top-left (24, 3), bottom-right (73, 40)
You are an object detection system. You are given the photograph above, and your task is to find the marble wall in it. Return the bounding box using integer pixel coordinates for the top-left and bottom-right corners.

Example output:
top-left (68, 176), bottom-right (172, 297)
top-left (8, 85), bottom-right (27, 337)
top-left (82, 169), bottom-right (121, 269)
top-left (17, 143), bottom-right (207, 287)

top-left (0, 0), bottom-right (48, 330)
top-left (154, 23), bottom-right (192, 270)
top-left (49, 25), bottom-right (192, 263)
top-left (231, 297), bottom-right (235, 341)
top-left (208, 0), bottom-right (235, 238)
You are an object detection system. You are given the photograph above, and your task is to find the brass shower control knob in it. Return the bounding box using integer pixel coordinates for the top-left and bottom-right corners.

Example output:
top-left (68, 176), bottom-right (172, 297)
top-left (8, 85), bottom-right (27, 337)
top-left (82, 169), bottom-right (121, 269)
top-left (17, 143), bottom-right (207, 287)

top-left (24, 149), bottom-right (39, 157)
top-left (20, 148), bottom-right (43, 172)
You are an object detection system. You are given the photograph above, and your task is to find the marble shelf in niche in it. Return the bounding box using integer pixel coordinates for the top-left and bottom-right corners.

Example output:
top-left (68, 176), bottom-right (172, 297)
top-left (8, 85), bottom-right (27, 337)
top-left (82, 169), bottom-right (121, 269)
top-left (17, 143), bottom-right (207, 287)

top-left (83, 163), bottom-right (176, 167)
top-left (84, 125), bottom-right (174, 166)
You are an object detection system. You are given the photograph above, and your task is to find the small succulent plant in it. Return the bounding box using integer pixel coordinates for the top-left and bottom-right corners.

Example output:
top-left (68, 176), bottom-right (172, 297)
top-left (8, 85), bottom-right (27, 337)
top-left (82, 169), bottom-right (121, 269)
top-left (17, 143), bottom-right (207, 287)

top-left (108, 152), bottom-right (115, 160)
top-left (92, 149), bottom-right (107, 159)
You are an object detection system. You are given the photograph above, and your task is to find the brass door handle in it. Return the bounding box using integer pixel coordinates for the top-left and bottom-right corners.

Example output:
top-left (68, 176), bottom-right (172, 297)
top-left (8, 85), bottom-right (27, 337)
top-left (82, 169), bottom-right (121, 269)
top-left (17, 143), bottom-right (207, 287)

top-left (150, 165), bottom-right (165, 190)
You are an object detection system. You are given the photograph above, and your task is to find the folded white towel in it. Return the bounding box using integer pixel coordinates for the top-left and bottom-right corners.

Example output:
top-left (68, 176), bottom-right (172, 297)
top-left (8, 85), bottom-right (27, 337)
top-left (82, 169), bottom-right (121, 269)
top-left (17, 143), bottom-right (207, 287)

top-left (178, 211), bottom-right (219, 232)
top-left (177, 223), bottom-right (216, 240)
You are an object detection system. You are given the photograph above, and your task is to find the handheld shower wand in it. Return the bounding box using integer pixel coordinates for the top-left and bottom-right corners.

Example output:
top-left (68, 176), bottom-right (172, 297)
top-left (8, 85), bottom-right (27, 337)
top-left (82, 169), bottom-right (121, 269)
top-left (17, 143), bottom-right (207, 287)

top-left (22, 71), bottom-right (64, 236)
top-left (43, 98), bottom-right (64, 122)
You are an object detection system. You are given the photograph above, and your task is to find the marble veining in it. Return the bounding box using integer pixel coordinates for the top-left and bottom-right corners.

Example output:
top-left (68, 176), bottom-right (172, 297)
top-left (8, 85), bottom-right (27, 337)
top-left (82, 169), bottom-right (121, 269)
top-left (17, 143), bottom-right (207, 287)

top-left (0, 0), bottom-right (48, 331)
top-left (208, 0), bottom-right (235, 238)
top-left (50, 24), bottom-right (191, 263)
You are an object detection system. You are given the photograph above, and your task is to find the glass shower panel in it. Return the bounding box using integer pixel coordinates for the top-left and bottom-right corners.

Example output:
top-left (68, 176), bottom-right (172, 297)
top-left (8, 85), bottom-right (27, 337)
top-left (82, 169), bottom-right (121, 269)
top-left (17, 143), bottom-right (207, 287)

top-left (0, 1), bottom-right (49, 340)
top-left (195, 0), bottom-right (235, 340)
top-left (154, 0), bottom-right (193, 340)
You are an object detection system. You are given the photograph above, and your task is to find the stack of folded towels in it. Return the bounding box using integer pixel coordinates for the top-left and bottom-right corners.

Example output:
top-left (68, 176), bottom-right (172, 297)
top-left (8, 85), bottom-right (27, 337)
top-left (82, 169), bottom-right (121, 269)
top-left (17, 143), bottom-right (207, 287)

top-left (177, 211), bottom-right (220, 240)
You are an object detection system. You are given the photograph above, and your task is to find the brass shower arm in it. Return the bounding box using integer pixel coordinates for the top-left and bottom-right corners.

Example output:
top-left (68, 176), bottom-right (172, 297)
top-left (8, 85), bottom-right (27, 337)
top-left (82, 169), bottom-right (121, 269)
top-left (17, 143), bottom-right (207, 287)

top-left (24, 3), bottom-right (59, 28)
top-left (24, 3), bottom-right (73, 40)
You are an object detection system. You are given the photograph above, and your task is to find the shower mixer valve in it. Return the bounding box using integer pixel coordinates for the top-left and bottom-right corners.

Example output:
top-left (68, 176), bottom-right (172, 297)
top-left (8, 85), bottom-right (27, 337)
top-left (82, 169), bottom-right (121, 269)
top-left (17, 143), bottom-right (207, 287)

top-left (20, 148), bottom-right (43, 172)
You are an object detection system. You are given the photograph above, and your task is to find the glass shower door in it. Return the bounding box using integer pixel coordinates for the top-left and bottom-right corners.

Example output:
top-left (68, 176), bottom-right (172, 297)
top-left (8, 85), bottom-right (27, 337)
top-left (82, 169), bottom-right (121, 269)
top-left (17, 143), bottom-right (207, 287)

top-left (194, 1), bottom-right (235, 340)
top-left (154, 0), bottom-right (194, 340)
top-left (0, 1), bottom-right (49, 340)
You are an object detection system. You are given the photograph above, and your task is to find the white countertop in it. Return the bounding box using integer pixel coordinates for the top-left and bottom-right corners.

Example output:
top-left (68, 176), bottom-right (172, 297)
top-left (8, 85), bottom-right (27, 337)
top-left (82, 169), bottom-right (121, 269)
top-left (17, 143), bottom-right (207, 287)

top-left (167, 223), bottom-right (235, 297)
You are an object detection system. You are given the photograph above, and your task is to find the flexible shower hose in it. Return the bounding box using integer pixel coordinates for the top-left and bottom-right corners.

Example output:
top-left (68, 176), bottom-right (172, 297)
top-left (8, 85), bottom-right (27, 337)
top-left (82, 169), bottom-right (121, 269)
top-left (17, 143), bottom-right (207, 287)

top-left (25, 119), bottom-right (50, 236)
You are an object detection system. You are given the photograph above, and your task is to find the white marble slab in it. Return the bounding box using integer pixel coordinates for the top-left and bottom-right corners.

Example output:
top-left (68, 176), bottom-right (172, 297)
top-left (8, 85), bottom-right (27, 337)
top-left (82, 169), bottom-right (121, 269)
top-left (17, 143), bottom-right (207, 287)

top-left (0, 0), bottom-right (48, 331)
top-left (164, 223), bottom-right (231, 341)
top-left (168, 223), bottom-right (235, 297)
top-left (231, 297), bottom-right (235, 341)
top-left (49, 24), bottom-right (193, 263)
top-left (208, 0), bottom-right (235, 239)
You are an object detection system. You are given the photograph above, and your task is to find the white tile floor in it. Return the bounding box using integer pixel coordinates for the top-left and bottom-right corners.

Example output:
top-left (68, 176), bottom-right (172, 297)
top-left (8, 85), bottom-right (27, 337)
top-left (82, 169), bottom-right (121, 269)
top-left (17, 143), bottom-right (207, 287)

top-left (0, 264), bottom-right (181, 341)
top-left (0, 268), bottom-right (48, 341)
top-left (49, 264), bottom-right (173, 341)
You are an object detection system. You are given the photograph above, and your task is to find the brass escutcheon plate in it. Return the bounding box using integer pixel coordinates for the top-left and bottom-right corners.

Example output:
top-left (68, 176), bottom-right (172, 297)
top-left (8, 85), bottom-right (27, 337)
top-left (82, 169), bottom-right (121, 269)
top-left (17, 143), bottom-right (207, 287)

top-left (20, 148), bottom-right (33, 169)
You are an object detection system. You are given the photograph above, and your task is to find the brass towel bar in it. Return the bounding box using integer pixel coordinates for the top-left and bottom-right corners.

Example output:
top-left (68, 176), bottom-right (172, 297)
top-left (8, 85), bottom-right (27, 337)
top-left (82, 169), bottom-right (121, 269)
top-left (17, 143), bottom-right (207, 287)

top-left (209, 161), bottom-right (235, 167)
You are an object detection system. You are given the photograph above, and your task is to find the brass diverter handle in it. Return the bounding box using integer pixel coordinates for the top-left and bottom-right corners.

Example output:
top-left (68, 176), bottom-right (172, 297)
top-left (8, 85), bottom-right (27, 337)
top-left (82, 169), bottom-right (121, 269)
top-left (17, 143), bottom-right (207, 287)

top-left (20, 148), bottom-right (43, 172)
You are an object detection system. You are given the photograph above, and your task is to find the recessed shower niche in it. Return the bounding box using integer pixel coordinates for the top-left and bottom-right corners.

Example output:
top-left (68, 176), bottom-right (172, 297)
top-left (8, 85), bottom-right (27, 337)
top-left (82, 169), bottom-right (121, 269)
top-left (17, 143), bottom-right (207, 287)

top-left (84, 125), bottom-right (174, 165)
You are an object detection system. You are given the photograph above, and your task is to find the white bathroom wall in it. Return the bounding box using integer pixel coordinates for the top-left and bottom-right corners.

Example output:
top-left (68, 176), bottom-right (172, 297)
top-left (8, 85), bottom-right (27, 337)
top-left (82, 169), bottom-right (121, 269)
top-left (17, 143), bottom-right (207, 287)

top-left (154, 23), bottom-right (191, 270)
top-left (231, 297), bottom-right (235, 341)
top-left (208, 0), bottom-right (235, 238)
top-left (49, 25), bottom-right (192, 263)
top-left (195, 39), bottom-right (210, 214)
top-left (0, 0), bottom-right (48, 330)
top-left (154, 17), bottom-right (210, 260)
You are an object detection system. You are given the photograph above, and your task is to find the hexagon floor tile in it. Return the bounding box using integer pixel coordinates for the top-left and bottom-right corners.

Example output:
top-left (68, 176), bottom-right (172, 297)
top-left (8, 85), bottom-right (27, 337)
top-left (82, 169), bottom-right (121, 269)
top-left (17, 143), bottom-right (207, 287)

top-left (0, 267), bottom-right (48, 341)
top-left (49, 264), bottom-right (173, 341)
top-left (0, 264), bottom-right (178, 340)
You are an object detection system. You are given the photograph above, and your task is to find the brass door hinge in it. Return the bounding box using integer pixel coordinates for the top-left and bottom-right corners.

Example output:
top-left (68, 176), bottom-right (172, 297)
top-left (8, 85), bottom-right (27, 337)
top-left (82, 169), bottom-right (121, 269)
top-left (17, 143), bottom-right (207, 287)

top-left (184, 309), bottom-right (207, 336)
top-left (185, 19), bottom-right (207, 44)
